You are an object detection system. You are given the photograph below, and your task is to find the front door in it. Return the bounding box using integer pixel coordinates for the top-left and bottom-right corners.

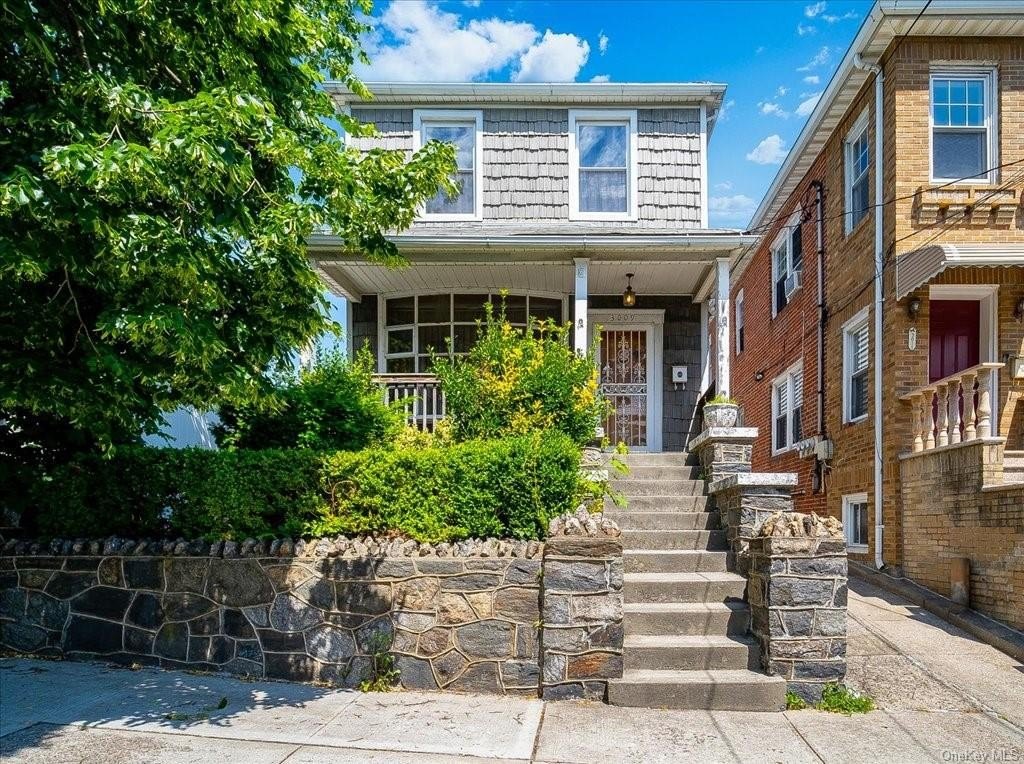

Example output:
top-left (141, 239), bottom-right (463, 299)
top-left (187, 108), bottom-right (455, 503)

top-left (929, 300), bottom-right (980, 382)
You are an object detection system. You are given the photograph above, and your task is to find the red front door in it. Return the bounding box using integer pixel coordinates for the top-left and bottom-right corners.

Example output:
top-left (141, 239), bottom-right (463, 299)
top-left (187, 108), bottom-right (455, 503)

top-left (929, 300), bottom-right (980, 383)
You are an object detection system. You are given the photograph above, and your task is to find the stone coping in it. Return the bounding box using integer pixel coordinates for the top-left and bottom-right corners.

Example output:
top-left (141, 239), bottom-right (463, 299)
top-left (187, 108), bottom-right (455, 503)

top-left (688, 427), bottom-right (760, 451)
top-left (707, 472), bottom-right (798, 494)
top-left (897, 436), bottom-right (1004, 462)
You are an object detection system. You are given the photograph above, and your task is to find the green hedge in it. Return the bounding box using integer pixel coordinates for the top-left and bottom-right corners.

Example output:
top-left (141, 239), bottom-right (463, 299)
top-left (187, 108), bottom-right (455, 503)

top-left (27, 432), bottom-right (580, 542)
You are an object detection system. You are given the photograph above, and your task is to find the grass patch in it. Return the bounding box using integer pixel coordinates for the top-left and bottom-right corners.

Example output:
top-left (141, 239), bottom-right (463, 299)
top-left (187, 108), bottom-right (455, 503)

top-left (164, 697), bottom-right (228, 722)
top-left (787, 684), bottom-right (875, 714)
top-left (786, 691), bottom-right (809, 710)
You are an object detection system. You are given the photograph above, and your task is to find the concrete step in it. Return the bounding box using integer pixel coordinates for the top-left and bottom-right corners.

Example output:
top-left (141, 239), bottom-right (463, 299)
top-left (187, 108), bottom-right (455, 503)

top-left (612, 479), bottom-right (706, 497)
top-left (623, 635), bottom-right (759, 671)
top-left (608, 510), bottom-right (720, 531)
top-left (606, 495), bottom-right (710, 513)
top-left (611, 465), bottom-right (701, 481)
top-left (623, 572), bottom-right (747, 603)
top-left (624, 550), bottom-right (728, 574)
top-left (620, 529), bottom-right (727, 551)
top-left (614, 452), bottom-right (694, 467)
top-left (624, 602), bottom-right (750, 636)
top-left (608, 669), bottom-right (786, 711)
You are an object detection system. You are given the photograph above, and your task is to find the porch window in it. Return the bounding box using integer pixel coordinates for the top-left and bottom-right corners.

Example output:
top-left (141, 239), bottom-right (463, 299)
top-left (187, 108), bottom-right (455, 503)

top-left (771, 210), bottom-right (803, 316)
top-left (413, 110), bottom-right (483, 220)
top-left (843, 309), bottom-right (869, 423)
top-left (842, 493), bottom-right (869, 552)
top-left (569, 110), bottom-right (637, 220)
top-left (383, 293), bottom-right (563, 373)
top-left (844, 110), bottom-right (870, 233)
top-left (772, 362), bottom-right (803, 454)
top-left (930, 69), bottom-right (997, 183)
top-left (735, 289), bottom-right (745, 354)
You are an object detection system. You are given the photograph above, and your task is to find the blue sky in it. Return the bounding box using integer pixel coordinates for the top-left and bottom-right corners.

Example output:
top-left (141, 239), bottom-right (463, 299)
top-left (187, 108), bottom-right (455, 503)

top-left (355, 0), bottom-right (874, 228)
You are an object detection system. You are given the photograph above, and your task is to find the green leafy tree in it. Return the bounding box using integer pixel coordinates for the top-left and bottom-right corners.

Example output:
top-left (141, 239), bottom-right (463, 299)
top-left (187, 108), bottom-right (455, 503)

top-left (0, 0), bottom-right (456, 456)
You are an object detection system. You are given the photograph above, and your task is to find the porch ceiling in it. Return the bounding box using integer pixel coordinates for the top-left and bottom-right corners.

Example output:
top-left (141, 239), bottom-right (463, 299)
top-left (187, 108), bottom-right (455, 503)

top-left (317, 260), bottom-right (713, 301)
top-left (895, 243), bottom-right (1024, 300)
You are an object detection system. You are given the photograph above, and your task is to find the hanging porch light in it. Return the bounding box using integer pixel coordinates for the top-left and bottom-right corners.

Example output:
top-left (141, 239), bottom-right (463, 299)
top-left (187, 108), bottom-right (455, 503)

top-left (622, 273), bottom-right (637, 307)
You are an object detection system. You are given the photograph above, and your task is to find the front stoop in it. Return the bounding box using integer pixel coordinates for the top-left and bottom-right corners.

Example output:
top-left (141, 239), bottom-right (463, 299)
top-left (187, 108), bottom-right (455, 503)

top-left (603, 452), bottom-right (787, 711)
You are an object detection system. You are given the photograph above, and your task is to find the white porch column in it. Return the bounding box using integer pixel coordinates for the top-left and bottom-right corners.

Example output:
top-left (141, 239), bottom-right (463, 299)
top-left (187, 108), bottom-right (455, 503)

top-left (715, 257), bottom-right (731, 397)
top-left (573, 257), bottom-right (589, 355)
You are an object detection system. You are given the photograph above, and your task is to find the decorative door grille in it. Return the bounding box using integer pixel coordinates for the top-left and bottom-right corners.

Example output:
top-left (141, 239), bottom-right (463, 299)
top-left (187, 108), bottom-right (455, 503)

top-left (600, 329), bottom-right (649, 448)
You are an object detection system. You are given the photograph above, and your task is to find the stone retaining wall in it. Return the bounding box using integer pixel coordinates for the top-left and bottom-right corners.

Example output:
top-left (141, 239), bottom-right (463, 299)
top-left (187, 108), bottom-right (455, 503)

top-left (0, 542), bottom-right (624, 698)
top-left (709, 473), bottom-right (798, 575)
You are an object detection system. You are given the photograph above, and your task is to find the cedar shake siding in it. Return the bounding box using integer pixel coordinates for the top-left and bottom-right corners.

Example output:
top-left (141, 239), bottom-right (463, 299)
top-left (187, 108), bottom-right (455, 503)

top-left (349, 106), bottom-right (704, 228)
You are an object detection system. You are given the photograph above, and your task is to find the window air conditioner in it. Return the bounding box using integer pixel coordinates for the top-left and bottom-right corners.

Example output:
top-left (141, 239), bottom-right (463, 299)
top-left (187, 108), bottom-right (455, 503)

top-left (784, 270), bottom-right (802, 298)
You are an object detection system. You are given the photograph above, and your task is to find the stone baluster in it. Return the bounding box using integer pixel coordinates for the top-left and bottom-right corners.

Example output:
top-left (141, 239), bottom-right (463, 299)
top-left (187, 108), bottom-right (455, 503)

top-left (924, 388), bottom-right (937, 450)
top-left (949, 378), bottom-right (962, 445)
top-left (910, 393), bottom-right (924, 452)
top-left (976, 367), bottom-right (993, 438)
top-left (961, 370), bottom-right (977, 442)
top-left (935, 383), bottom-right (950, 448)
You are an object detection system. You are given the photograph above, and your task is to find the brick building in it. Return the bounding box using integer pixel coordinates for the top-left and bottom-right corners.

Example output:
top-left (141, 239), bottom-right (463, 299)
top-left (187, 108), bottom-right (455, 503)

top-left (725, 0), bottom-right (1024, 627)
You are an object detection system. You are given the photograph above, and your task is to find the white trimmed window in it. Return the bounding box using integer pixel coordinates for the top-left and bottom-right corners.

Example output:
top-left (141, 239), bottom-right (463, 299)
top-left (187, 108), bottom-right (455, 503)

top-left (772, 362), bottom-right (804, 454)
top-left (844, 110), bottom-right (870, 233)
top-left (735, 289), bottom-right (745, 354)
top-left (382, 293), bottom-right (563, 373)
top-left (771, 210), bottom-right (803, 316)
top-left (842, 493), bottom-right (869, 552)
top-left (569, 110), bottom-right (637, 220)
top-left (930, 68), bottom-right (998, 183)
top-left (843, 308), bottom-right (870, 423)
top-left (413, 110), bottom-right (483, 220)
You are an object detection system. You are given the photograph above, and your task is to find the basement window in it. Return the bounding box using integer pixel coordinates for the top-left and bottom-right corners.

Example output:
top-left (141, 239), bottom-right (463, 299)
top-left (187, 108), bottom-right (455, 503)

top-left (842, 493), bottom-right (869, 552)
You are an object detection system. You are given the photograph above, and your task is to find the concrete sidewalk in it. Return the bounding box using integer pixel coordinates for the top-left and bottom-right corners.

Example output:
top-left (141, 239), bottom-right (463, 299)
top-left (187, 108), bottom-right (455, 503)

top-left (2, 579), bottom-right (1022, 763)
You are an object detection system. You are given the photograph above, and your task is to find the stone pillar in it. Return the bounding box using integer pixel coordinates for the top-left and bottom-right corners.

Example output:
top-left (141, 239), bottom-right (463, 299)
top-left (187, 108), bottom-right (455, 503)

top-left (708, 473), bottom-right (797, 575)
top-left (747, 528), bottom-right (848, 703)
top-left (540, 536), bottom-right (623, 700)
top-left (690, 426), bottom-right (758, 485)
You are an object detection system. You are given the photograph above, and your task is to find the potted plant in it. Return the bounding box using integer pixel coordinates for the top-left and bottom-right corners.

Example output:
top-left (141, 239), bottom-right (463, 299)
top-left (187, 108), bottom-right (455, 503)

top-left (703, 393), bottom-right (739, 428)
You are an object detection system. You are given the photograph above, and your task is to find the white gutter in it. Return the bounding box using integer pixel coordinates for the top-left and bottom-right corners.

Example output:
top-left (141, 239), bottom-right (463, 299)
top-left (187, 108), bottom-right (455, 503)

top-left (327, 81), bottom-right (727, 104)
top-left (852, 51), bottom-right (886, 571)
top-left (308, 232), bottom-right (758, 253)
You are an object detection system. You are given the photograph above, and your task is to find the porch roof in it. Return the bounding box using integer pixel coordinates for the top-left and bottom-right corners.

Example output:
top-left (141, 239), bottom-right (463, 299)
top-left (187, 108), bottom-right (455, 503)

top-left (895, 243), bottom-right (1024, 299)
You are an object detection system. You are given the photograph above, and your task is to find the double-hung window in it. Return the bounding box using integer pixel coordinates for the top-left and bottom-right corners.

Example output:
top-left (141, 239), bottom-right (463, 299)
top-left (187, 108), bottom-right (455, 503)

top-left (931, 69), bottom-right (997, 183)
top-left (569, 110), bottom-right (637, 220)
top-left (843, 308), bottom-right (869, 423)
top-left (772, 362), bottom-right (803, 454)
top-left (771, 210), bottom-right (803, 316)
top-left (842, 493), bottom-right (869, 552)
top-left (844, 110), bottom-right (870, 233)
top-left (413, 110), bottom-right (483, 220)
top-left (735, 289), bottom-right (745, 355)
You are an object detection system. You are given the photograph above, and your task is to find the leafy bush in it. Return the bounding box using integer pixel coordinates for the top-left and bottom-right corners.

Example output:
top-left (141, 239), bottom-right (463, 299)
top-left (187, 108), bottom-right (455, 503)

top-left (214, 347), bottom-right (402, 451)
top-left (432, 303), bottom-right (605, 445)
top-left (300, 431), bottom-right (581, 542)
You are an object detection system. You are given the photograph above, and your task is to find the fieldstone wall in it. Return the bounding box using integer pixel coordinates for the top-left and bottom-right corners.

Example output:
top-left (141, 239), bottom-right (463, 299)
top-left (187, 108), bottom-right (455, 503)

top-left (691, 427), bottom-right (757, 484)
top-left (747, 524), bottom-right (848, 703)
top-left (540, 536), bottom-right (624, 700)
top-left (709, 473), bottom-right (798, 575)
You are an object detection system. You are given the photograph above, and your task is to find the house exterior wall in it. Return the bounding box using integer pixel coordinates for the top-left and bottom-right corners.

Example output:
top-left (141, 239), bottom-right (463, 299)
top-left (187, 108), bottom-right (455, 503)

top-left (350, 296), bottom-right (378, 360)
top-left (349, 106), bottom-right (704, 228)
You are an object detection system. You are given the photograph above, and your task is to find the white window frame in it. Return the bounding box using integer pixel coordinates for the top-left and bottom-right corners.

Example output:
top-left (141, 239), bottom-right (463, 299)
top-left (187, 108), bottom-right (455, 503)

top-left (771, 209), bottom-right (803, 317)
top-left (842, 492), bottom-right (869, 553)
top-left (568, 109), bottom-right (638, 221)
top-left (929, 66), bottom-right (999, 185)
top-left (412, 109), bottom-right (484, 221)
top-left (842, 307), bottom-right (870, 424)
top-left (771, 360), bottom-right (804, 455)
top-left (735, 289), bottom-right (745, 355)
top-left (844, 109), bottom-right (870, 234)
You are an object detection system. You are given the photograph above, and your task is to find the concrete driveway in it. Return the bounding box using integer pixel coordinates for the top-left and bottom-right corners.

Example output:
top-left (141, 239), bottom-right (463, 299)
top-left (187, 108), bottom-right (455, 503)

top-left (2, 578), bottom-right (1022, 763)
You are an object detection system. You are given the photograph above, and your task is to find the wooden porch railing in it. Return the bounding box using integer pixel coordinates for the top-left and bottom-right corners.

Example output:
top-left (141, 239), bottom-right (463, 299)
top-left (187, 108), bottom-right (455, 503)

top-left (899, 362), bottom-right (1003, 453)
top-left (373, 374), bottom-right (446, 431)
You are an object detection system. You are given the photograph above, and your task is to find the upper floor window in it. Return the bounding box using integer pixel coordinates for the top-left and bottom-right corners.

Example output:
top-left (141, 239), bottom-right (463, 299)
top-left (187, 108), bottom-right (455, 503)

top-left (569, 110), bottom-right (637, 221)
top-left (735, 289), bottom-right (745, 355)
top-left (843, 308), bottom-right (869, 423)
top-left (844, 110), bottom-right (870, 233)
top-left (931, 68), bottom-right (997, 183)
top-left (413, 110), bottom-right (483, 220)
top-left (772, 362), bottom-right (803, 454)
top-left (771, 210), bottom-right (803, 316)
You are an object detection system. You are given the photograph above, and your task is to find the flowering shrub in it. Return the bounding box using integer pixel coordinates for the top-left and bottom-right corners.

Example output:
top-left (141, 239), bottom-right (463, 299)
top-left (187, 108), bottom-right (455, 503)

top-left (432, 302), bottom-right (605, 445)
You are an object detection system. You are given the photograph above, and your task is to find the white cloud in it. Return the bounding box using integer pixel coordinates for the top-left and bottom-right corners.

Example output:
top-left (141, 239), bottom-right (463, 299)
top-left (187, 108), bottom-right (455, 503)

top-left (598, 31), bottom-right (609, 55)
top-left (358, 1), bottom-right (588, 83)
top-left (714, 181), bottom-right (733, 192)
top-left (796, 92), bottom-right (822, 117)
top-left (797, 46), bottom-right (831, 71)
top-left (776, 86), bottom-right (788, 97)
top-left (514, 30), bottom-right (589, 82)
top-left (755, 45), bottom-right (766, 55)
top-left (746, 134), bottom-right (787, 165)
top-left (759, 101), bottom-right (790, 118)
top-left (805, 1), bottom-right (827, 18)
top-left (463, 0), bottom-right (481, 6)
top-left (709, 194), bottom-right (756, 223)
top-left (718, 98), bottom-right (735, 121)
top-left (803, 74), bottom-right (820, 85)
top-left (590, 74), bottom-right (610, 83)
top-left (823, 11), bottom-right (858, 22)
top-left (797, 23), bottom-right (816, 36)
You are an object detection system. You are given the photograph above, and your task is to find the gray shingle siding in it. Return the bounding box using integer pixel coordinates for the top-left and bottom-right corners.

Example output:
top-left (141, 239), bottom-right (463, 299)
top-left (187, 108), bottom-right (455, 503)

top-left (349, 106), bottom-right (703, 229)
